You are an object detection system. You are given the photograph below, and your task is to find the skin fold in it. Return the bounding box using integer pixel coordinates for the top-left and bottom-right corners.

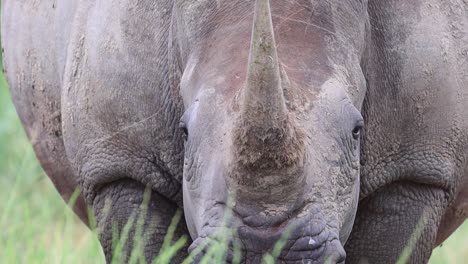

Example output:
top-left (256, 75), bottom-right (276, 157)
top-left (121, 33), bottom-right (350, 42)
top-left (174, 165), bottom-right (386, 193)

top-left (2, 0), bottom-right (467, 263)
top-left (346, 1), bottom-right (468, 263)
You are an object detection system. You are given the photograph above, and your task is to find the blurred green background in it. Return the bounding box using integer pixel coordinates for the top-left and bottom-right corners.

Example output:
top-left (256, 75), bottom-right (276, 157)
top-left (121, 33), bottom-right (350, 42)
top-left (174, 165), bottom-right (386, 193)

top-left (0, 63), bottom-right (105, 261)
top-left (0, 26), bottom-right (466, 264)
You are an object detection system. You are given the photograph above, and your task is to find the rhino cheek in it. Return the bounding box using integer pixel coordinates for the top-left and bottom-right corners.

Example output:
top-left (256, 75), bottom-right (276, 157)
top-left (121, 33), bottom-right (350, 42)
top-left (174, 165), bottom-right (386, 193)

top-left (300, 116), bottom-right (361, 247)
top-left (339, 174), bottom-right (360, 244)
top-left (183, 152), bottom-right (229, 240)
top-left (183, 179), bottom-right (199, 239)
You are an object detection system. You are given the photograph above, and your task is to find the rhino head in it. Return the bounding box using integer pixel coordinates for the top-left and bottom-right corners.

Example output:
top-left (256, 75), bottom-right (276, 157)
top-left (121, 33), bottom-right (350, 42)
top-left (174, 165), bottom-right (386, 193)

top-left (176, 0), bottom-right (368, 262)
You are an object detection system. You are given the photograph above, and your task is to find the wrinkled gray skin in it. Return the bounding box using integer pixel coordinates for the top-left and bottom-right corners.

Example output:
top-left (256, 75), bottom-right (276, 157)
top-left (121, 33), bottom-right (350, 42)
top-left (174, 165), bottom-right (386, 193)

top-left (2, 0), bottom-right (468, 263)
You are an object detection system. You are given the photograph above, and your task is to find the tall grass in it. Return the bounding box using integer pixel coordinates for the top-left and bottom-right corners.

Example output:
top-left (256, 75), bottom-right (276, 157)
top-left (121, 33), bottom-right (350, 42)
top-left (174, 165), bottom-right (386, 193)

top-left (0, 72), bottom-right (104, 262)
top-left (0, 60), bottom-right (466, 263)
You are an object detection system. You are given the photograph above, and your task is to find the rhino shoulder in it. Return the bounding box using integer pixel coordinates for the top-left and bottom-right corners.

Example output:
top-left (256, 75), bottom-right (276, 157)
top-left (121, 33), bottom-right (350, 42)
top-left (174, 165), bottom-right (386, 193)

top-left (1, 1), bottom-right (88, 221)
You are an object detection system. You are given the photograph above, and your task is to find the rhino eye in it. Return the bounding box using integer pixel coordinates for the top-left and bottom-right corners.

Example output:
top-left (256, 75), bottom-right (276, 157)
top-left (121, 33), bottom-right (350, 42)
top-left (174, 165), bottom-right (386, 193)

top-left (352, 123), bottom-right (363, 140)
top-left (179, 122), bottom-right (188, 141)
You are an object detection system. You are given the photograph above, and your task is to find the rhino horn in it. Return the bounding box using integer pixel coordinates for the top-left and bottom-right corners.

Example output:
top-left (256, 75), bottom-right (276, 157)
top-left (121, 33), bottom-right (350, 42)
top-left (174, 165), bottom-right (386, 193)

top-left (241, 0), bottom-right (287, 124)
top-left (233, 0), bottom-right (302, 173)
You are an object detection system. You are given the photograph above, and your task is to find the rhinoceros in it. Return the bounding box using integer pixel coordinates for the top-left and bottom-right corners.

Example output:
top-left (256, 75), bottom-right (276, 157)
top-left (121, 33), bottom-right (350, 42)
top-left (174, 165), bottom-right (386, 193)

top-left (2, 0), bottom-right (468, 263)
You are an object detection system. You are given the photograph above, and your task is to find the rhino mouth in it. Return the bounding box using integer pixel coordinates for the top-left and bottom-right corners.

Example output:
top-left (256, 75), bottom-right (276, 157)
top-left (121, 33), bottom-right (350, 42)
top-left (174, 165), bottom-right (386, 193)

top-left (188, 230), bottom-right (345, 264)
top-left (188, 205), bottom-right (345, 264)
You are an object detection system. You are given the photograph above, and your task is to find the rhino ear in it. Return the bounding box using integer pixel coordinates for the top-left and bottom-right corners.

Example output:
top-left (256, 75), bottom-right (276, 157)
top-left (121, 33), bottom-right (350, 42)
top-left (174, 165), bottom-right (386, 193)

top-left (241, 0), bottom-right (287, 122)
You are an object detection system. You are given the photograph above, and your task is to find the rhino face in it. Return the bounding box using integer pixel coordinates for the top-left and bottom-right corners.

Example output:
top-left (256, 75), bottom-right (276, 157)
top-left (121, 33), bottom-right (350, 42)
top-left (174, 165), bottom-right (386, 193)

top-left (176, 0), bottom-right (368, 262)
